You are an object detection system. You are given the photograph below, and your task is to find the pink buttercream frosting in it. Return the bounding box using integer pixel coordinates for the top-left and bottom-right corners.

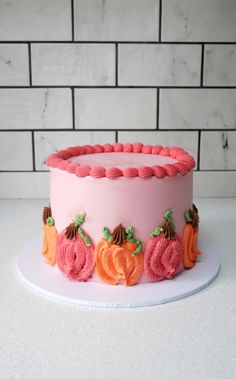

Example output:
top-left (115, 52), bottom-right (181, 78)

top-left (144, 234), bottom-right (183, 282)
top-left (46, 143), bottom-right (195, 179)
top-left (57, 229), bottom-right (94, 281)
top-left (90, 166), bottom-right (106, 178)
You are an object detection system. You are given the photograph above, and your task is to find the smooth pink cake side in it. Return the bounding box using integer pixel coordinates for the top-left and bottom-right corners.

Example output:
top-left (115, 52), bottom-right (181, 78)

top-left (50, 168), bottom-right (193, 244)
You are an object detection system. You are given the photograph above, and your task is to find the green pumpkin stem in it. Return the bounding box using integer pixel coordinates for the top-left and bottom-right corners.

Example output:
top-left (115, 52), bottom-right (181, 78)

top-left (150, 226), bottom-right (163, 237)
top-left (184, 211), bottom-right (192, 223)
top-left (163, 209), bottom-right (175, 231)
top-left (103, 227), bottom-right (113, 242)
top-left (131, 241), bottom-right (142, 256)
top-left (126, 226), bottom-right (142, 255)
top-left (75, 212), bottom-right (86, 227)
top-left (150, 209), bottom-right (175, 240)
top-left (78, 227), bottom-right (91, 247)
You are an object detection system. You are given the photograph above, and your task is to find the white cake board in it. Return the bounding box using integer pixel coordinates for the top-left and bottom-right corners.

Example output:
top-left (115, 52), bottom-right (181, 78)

top-left (17, 238), bottom-right (220, 308)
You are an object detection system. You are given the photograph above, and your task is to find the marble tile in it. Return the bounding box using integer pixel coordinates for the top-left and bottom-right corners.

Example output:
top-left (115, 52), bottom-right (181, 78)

top-left (193, 171), bottom-right (236, 197)
top-left (204, 45), bottom-right (236, 86)
top-left (34, 131), bottom-right (116, 170)
top-left (75, 89), bottom-right (157, 130)
top-left (0, 172), bottom-right (49, 198)
top-left (118, 44), bottom-right (201, 86)
top-left (118, 130), bottom-right (198, 164)
top-left (160, 89), bottom-right (236, 129)
top-left (74, 0), bottom-right (159, 41)
top-left (162, 0), bottom-right (236, 42)
top-left (0, 89), bottom-right (72, 130)
top-left (0, 44), bottom-right (29, 85)
top-left (0, 0), bottom-right (71, 41)
top-left (0, 132), bottom-right (32, 170)
top-left (200, 131), bottom-right (236, 170)
top-left (32, 44), bottom-right (115, 86)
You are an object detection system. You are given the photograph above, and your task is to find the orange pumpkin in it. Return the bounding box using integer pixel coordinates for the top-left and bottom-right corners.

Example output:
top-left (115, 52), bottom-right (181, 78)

top-left (95, 225), bottom-right (143, 286)
top-left (42, 206), bottom-right (58, 265)
top-left (183, 204), bottom-right (201, 269)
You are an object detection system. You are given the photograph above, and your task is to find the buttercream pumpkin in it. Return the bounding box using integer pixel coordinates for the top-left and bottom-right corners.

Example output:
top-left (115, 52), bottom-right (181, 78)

top-left (95, 225), bottom-right (143, 286)
top-left (182, 204), bottom-right (201, 269)
top-left (56, 213), bottom-right (95, 281)
top-left (144, 210), bottom-right (183, 282)
top-left (42, 206), bottom-right (58, 266)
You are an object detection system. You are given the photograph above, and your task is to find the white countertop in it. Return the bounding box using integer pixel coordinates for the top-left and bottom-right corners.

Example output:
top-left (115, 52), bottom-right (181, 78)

top-left (0, 198), bottom-right (236, 379)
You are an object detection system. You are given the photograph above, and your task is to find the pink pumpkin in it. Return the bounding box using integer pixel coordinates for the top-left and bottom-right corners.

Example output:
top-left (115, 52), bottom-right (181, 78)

top-left (56, 213), bottom-right (94, 281)
top-left (144, 210), bottom-right (183, 282)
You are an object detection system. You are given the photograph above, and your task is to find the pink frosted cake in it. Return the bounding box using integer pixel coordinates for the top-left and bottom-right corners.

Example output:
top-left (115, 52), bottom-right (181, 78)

top-left (42, 142), bottom-right (201, 286)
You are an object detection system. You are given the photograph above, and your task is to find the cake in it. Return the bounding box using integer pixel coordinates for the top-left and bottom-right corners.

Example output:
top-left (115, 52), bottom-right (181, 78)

top-left (42, 142), bottom-right (200, 286)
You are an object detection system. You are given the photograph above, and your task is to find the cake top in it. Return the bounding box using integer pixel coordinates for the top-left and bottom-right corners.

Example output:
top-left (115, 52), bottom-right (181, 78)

top-left (46, 142), bottom-right (195, 179)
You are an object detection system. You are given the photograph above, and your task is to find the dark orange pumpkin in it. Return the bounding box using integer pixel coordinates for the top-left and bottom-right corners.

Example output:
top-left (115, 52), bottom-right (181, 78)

top-left (183, 204), bottom-right (201, 268)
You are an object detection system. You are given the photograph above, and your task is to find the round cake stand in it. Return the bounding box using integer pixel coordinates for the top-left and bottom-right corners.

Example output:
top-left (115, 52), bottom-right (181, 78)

top-left (17, 238), bottom-right (220, 308)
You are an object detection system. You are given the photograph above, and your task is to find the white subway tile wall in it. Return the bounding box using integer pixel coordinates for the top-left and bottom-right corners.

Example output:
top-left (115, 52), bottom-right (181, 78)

top-left (0, 0), bottom-right (71, 41)
top-left (162, 0), bottom-right (236, 42)
top-left (118, 44), bottom-right (201, 86)
top-left (159, 89), bottom-right (236, 129)
top-left (0, 44), bottom-right (29, 86)
top-left (75, 89), bottom-right (157, 130)
top-left (0, 132), bottom-right (32, 170)
top-left (200, 131), bottom-right (236, 170)
top-left (74, 0), bottom-right (159, 41)
top-left (204, 45), bottom-right (236, 86)
top-left (31, 43), bottom-right (116, 86)
top-left (0, 89), bottom-right (72, 129)
top-left (0, 0), bottom-right (235, 197)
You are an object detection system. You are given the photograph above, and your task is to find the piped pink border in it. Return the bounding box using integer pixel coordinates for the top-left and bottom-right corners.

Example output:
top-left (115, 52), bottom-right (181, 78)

top-left (46, 142), bottom-right (195, 179)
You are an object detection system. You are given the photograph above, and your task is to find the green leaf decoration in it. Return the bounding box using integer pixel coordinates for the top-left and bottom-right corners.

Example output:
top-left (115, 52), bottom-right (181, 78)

top-left (184, 211), bottom-right (192, 223)
top-left (75, 213), bottom-right (86, 227)
top-left (163, 209), bottom-right (175, 231)
top-left (150, 226), bottom-right (163, 237)
top-left (126, 226), bottom-right (142, 255)
top-left (131, 241), bottom-right (142, 256)
top-left (103, 227), bottom-right (113, 242)
top-left (46, 216), bottom-right (55, 227)
top-left (126, 226), bottom-right (134, 236)
top-left (78, 228), bottom-right (91, 247)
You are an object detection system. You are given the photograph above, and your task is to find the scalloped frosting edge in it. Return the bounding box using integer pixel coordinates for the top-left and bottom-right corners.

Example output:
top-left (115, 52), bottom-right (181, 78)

top-left (46, 142), bottom-right (195, 179)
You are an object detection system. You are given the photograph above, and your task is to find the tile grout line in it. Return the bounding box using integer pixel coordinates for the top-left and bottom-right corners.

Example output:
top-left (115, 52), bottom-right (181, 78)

top-left (1, 41), bottom-right (236, 44)
top-left (28, 43), bottom-right (32, 86)
top-left (156, 88), bottom-right (159, 129)
top-left (1, 85), bottom-right (236, 89)
top-left (1, 129), bottom-right (236, 132)
top-left (197, 130), bottom-right (201, 170)
top-left (115, 43), bottom-right (118, 86)
top-left (31, 131), bottom-right (36, 171)
top-left (159, 0), bottom-right (162, 42)
top-left (71, 0), bottom-right (74, 41)
top-left (200, 44), bottom-right (205, 87)
top-left (71, 88), bottom-right (75, 129)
